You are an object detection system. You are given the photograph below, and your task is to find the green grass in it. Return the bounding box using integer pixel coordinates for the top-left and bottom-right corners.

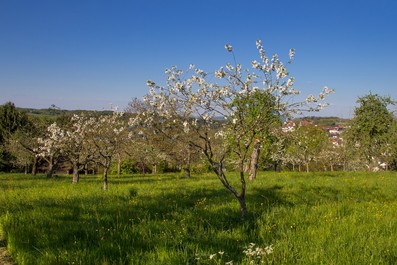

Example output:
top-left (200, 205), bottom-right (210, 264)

top-left (0, 171), bottom-right (397, 264)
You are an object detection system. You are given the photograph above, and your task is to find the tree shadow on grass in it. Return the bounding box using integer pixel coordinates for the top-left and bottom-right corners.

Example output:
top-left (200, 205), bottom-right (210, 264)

top-left (5, 179), bottom-right (364, 264)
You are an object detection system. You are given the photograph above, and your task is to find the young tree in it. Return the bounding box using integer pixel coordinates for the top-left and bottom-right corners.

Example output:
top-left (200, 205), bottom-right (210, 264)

top-left (131, 41), bottom-right (332, 218)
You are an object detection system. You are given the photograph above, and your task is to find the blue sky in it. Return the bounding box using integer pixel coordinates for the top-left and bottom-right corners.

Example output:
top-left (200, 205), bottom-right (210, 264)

top-left (1, 0), bottom-right (396, 118)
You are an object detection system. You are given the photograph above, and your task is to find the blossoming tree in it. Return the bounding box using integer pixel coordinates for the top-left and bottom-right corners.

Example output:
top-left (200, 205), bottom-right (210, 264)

top-left (36, 122), bottom-right (66, 177)
top-left (88, 111), bottom-right (128, 190)
top-left (131, 41), bottom-right (333, 218)
top-left (62, 114), bottom-right (97, 184)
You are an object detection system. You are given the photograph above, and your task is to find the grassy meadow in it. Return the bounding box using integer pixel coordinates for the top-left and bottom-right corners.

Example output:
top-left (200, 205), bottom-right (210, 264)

top-left (0, 171), bottom-right (397, 264)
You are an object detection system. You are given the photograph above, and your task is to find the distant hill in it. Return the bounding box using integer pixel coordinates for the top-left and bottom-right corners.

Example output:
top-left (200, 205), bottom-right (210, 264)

top-left (17, 107), bottom-right (113, 118)
top-left (16, 107), bottom-right (350, 126)
top-left (295, 116), bottom-right (350, 127)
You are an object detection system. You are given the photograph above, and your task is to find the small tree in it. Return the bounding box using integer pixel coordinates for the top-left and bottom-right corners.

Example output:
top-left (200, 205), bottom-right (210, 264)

top-left (132, 41), bottom-right (332, 218)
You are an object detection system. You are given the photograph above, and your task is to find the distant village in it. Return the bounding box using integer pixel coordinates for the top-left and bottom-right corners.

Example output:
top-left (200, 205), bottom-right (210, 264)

top-left (282, 118), bottom-right (346, 146)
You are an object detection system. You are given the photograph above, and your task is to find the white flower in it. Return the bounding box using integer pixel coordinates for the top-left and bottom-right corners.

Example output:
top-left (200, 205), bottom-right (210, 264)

top-left (239, 89), bottom-right (248, 94)
top-left (215, 130), bottom-right (226, 139)
top-left (251, 60), bottom-right (261, 69)
top-left (286, 77), bottom-right (294, 88)
top-left (289, 48), bottom-right (295, 60)
top-left (224, 44), bottom-right (233, 52)
top-left (183, 121), bottom-right (190, 133)
top-left (215, 67), bottom-right (226, 78)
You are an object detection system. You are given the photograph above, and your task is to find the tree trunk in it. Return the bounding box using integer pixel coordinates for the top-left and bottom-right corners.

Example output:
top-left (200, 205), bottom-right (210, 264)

top-left (238, 170), bottom-right (247, 219)
top-left (249, 139), bottom-right (261, 180)
top-left (32, 157), bottom-right (38, 175)
top-left (152, 164), bottom-right (157, 174)
top-left (72, 163), bottom-right (79, 184)
top-left (184, 145), bottom-right (191, 178)
top-left (117, 157), bottom-right (121, 176)
top-left (184, 167), bottom-right (191, 178)
top-left (103, 168), bottom-right (109, 191)
top-left (140, 158), bottom-right (146, 175)
top-left (237, 195), bottom-right (247, 220)
top-left (306, 162), bottom-right (309, 173)
top-left (46, 159), bottom-right (54, 178)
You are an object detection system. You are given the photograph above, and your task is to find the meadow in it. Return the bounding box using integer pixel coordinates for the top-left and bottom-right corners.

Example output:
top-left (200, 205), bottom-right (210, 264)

top-left (0, 171), bottom-right (397, 264)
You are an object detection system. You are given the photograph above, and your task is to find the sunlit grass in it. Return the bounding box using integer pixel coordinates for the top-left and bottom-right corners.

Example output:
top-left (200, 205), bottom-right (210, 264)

top-left (0, 171), bottom-right (397, 264)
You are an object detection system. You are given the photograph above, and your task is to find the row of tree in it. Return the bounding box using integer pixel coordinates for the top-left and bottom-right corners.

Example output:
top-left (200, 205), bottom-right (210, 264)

top-left (1, 41), bottom-right (396, 218)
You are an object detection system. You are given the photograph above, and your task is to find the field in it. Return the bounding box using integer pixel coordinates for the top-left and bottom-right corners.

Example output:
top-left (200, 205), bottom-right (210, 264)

top-left (1, 171), bottom-right (397, 264)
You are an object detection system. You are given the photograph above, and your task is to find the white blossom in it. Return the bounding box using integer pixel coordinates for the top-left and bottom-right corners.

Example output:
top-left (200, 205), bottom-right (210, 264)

top-left (224, 44), bottom-right (233, 52)
top-left (289, 48), bottom-right (295, 60)
top-left (215, 67), bottom-right (226, 78)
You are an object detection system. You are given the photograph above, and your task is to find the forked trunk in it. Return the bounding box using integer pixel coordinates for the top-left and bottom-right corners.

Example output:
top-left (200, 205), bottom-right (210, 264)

top-left (215, 168), bottom-right (247, 220)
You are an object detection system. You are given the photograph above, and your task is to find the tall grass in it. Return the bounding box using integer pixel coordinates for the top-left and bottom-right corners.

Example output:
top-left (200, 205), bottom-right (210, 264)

top-left (0, 171), bottom-right (396, 264)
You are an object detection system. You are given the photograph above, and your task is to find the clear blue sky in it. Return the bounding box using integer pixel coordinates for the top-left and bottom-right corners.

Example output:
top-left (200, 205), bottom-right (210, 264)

top-left (1, 0), bottom-right (396, 118)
